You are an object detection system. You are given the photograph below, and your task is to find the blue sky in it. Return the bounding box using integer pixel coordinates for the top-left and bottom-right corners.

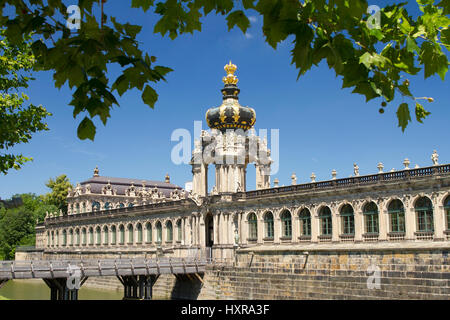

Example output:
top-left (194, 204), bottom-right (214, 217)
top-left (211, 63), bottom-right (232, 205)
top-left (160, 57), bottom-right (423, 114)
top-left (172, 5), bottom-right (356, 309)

top-left (1, 1), bottom-right (449, 199)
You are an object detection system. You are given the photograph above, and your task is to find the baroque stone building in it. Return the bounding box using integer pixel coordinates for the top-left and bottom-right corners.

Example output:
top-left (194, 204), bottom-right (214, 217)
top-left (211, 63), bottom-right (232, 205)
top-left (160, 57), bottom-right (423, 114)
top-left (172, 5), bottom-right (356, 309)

top-left (38, 62), bottom-right (450, 266)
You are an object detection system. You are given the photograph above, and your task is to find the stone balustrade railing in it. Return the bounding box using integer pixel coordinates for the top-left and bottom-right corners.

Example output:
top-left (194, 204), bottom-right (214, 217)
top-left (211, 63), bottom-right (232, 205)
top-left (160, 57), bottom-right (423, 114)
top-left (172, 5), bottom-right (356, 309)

top-left (236, 164), bottom-right (450, 200)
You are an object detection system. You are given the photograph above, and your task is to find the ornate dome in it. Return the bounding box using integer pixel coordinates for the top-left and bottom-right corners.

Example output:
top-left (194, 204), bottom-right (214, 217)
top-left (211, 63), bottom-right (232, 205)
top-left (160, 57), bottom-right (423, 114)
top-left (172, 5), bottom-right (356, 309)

top-left (206, 62), bottom-right (256, 131)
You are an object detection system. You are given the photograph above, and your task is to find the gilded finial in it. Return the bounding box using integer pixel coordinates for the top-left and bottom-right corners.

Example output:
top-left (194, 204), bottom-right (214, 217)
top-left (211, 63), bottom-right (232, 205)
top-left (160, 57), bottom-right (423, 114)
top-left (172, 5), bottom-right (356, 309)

top-left (93, 166), bottom-right (99, 177)
top-left (222, 61), bottom-right (238, 85)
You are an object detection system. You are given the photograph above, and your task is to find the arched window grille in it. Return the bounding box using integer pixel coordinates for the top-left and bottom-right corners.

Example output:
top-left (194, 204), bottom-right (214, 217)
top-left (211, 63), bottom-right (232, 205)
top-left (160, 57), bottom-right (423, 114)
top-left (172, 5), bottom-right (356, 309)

top-left (92, 201), bottom-right (100, 211)
top-left (119, 225), bottom-right (125, 244)
top-left (444, 196), bottom-right (450, 231)
top-left (415, 197), bottom-right (434, 232)
top-left (88, 227), bottom-right (94, 245)
top-left (127, 224), bottom-right (134, 244)
top-left (388, 199), bottom-right (405, 233)
top-left (82, 228), bottom-right (87, 245)
top-left (319, 207), bottom-right (332, 236)
top-left (166, 221), bottom-right (173, 242)
top-left (62, 230), bottom-right (67, 246)
top-left (363, 202), bottom-right (379, 234)
top-left (95, 227), bottom-right (101, 245)
top-left (137, 223), bottom-right (143, 243)
top-left (299, 208), bottom-right (311, 237)
top-left (341, 204), bottom-right (355, 235)
top-left (281, 210), bottom-right (292, 238)
top-left (111, 226), bottom-right (117, 245)
top-left (176, 220), bottom-right (182, 242)
top-left (146, 222), bottom-right (152, 243)
top-left (103, 226), bottom-right (109, 245)
top-left (156, 222), bottom-right (162, 244)
top-left (75, 229), bottom-right (80, 246)
top-left (248, 213), bottom-right (258, 240)
top-left (69, 229), bottom-right (73, 245)
top-left (264, 212), bottom-right (274, 239)
top-left (119, 203), bottom-right (125, 208)
top-left (104, 202), bottom-right (111, 210)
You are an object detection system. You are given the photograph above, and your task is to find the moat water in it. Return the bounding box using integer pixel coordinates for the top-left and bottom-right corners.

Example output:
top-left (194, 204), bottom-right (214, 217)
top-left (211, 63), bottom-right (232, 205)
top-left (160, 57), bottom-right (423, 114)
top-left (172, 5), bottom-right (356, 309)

top-left (0, 279), bottom-right (123, 300)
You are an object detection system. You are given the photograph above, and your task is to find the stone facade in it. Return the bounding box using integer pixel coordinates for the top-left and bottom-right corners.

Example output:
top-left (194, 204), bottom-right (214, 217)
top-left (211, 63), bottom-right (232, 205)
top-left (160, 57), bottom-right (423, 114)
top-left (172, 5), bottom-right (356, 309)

top-left (32, 62), bottom-right (450, 299)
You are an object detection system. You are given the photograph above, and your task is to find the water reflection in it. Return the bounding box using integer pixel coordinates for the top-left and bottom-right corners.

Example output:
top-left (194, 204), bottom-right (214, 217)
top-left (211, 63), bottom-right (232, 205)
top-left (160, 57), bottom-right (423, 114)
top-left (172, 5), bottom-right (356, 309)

top-left (0, 279), bottom-right (123, 300)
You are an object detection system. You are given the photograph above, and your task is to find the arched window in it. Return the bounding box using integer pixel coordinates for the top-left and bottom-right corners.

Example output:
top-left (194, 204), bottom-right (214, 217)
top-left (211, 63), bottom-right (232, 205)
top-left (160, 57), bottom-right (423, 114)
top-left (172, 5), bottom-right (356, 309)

top-left (119, 225), bottom-right (125, 244)
top-left (55, 231), bottom-right (59, 246)
top-left (92, 201), bottom-right (100, 211)
top-left (128, 203), bottom-right (134, 208)
top-left (299, 208), bottom-right (311, 236)
top-left (341, 204), bottom-right (355, 235)
top-left (104, 202), bottom-right (111, 210)
top-left (47, 231), bottom-right (50, 246)
top-left (166, 221), bottom-right (173, 242)
top-left (137, 223), bottom-right (143, 244)
top-left (146, 222), bottom-right (152, 243)
top-left (111, 226), bottom-right (117, 245)
top-left (62, 230), bottom-right (67, 246)
top-left (281, 210), bottom-right (292, 238)
top-left (156, 222), bottom-right (162, 243)
top-left (103, 226), bottom-right (109, 245)
top-left (415, 197), bottom-right (434, 232)
top-left (264, 212), bottom-right (274, 239)
top-left (119, 203), bottom-right (125, 208)
top-left (388, 199), bottom-right (405, 233)
top-left (88, 227), bottom-right (94, 245)
top-left (248, 213), bottom-right (258, 240)
top-left (75, 229), bottom-right (80, 246)
top-left (444, 196), bottom-right (450, 231)
top-left (127, 224), bottom-right (134, 244)
top-left (176, 219), bottom-right (183, 242)
top-left (95, 226), bottom-right (101, 245)
top-left (82, 228), bottom-right (87, 245)
top-left (69, 229), bottom-right (73, 246)
top-left (76, 203), bottom-right (80, 214)
top-left (319, 207), bottom-right (332, 236)
top-left (364, 202), bottom-right (379, 234)
top-left (51, 231), bottom-right (54, 246)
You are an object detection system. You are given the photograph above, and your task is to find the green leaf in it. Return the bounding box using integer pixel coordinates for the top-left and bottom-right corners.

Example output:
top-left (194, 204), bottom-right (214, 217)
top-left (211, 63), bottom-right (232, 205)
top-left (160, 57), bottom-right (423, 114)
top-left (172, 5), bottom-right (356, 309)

top-left (415, 102), bottom-right (431, 123)
top-left (396, 103), bottom-right (411, 131)
top-left (77, 117), bottom-right (96, 141)
top-left (142, 85), bottom-right (158, 108)
top-left (420, 42), bottom-right (448, 80)
top-left (131, 0), bottom-right (154, 11)
top-left (226, 10), bottom-right (250, 33)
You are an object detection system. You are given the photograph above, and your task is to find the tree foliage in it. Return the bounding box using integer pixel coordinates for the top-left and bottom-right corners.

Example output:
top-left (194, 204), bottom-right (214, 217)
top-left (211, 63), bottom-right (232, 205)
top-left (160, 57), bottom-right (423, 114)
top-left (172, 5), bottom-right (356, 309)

top-left (0, 0), bottom-right (448, 140)
top-left (43, 174), bottom-right (72, 212)
top-left (0, 29), bottom-right (51, 174)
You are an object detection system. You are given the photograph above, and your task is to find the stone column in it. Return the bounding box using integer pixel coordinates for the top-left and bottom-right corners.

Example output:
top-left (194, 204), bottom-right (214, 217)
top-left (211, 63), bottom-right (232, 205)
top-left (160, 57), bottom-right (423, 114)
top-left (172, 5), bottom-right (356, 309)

top-left (311, 208), bottom-right (318, 242)
top-left (213, 213), bottom-right (218, 245)
top-left (292, 211), bottom-right (299, 243)
top-left (236, 212), bottom-right (242, 245)
top-left (257, 215), bottom-right (264, 243)
top-left (331, 208), bottom-right (339, 242)
top-left (199, 214), bottom-right (205, 247)
top-left (274, 214), bottom-right (280, 244)
top-left (378, 204), bottom-right (388, 241)
top-left (354, 206), bottom-right (363, 242)
top-left (432, 195), bottom-right (445, 240)
top-left (404, 199), bottom-right (416, 240)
